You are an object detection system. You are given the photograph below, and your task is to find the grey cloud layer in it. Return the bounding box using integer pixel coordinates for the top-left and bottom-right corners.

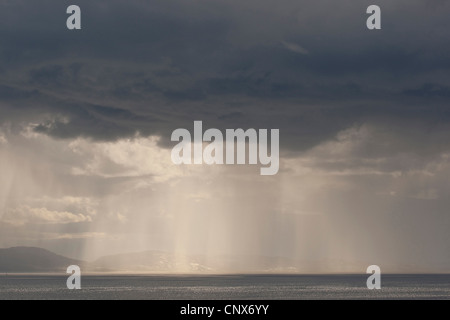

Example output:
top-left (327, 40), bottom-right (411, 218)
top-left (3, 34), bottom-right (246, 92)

top-left (1, 0), bottom-right (450, 154)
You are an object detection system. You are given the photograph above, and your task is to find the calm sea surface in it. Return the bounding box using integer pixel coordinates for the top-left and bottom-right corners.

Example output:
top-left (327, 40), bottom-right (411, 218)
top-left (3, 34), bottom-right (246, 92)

top-left (0, 274), bottom-right (449, 300)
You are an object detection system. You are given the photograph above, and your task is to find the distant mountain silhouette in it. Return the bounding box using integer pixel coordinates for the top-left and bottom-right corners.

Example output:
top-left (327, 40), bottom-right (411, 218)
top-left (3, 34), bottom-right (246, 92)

top-left (91, 250), bottom-right (308, 273)
top-left (91, 250), bottom-right (206, 272)
top-left (1, 246), bottom-right (440, 273)
top-left (0, 247), bottom-right (83, 272)
top-left (1, 247), bottom-right (307, 273)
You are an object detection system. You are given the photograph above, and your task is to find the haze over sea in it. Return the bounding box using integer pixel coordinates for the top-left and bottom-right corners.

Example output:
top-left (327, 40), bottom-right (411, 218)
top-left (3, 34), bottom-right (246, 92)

top-left (1, 274), bottom-right (449, 300)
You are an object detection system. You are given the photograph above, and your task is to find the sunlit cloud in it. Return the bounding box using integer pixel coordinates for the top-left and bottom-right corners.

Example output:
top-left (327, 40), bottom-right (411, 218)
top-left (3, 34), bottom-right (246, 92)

top-left (3, 205), bottom-right (92, 226)
top-left (43, 232), bottom-right (108, 240)
top-left (68, 135), bottom-right (187, 182)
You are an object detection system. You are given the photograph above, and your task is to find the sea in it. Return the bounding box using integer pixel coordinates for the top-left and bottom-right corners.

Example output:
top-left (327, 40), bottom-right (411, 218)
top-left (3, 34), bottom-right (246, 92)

top-left (0, 274), bottom-right (449, 300)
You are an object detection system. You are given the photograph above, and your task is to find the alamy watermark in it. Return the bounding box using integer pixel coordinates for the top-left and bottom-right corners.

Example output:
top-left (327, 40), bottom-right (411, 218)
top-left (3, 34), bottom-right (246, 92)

top-left (66, 5), bottom-right (381, 31)
top-left (66, 265), bottom-right (81, 290)
top-left (366, 265), bottom-right (381, 290)
top-left (171, 121), bottom-right (279, 175)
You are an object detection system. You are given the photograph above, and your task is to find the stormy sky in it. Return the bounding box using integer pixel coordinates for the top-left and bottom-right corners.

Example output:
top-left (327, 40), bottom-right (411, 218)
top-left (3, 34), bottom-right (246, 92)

top-left (1, 0), bottom-right (450, 272)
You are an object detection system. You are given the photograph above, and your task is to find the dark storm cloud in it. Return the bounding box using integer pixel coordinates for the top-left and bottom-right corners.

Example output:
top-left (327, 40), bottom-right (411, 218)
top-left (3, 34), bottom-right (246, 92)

top-left (404, 83), bottom-right (450, 98)
top-left (1, 0), bottom-right (450, 154)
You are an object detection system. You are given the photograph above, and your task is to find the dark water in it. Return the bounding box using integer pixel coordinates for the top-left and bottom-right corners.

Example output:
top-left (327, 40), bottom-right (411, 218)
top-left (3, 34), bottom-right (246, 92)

top-left (0, 274), bottom-right (449, 300)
